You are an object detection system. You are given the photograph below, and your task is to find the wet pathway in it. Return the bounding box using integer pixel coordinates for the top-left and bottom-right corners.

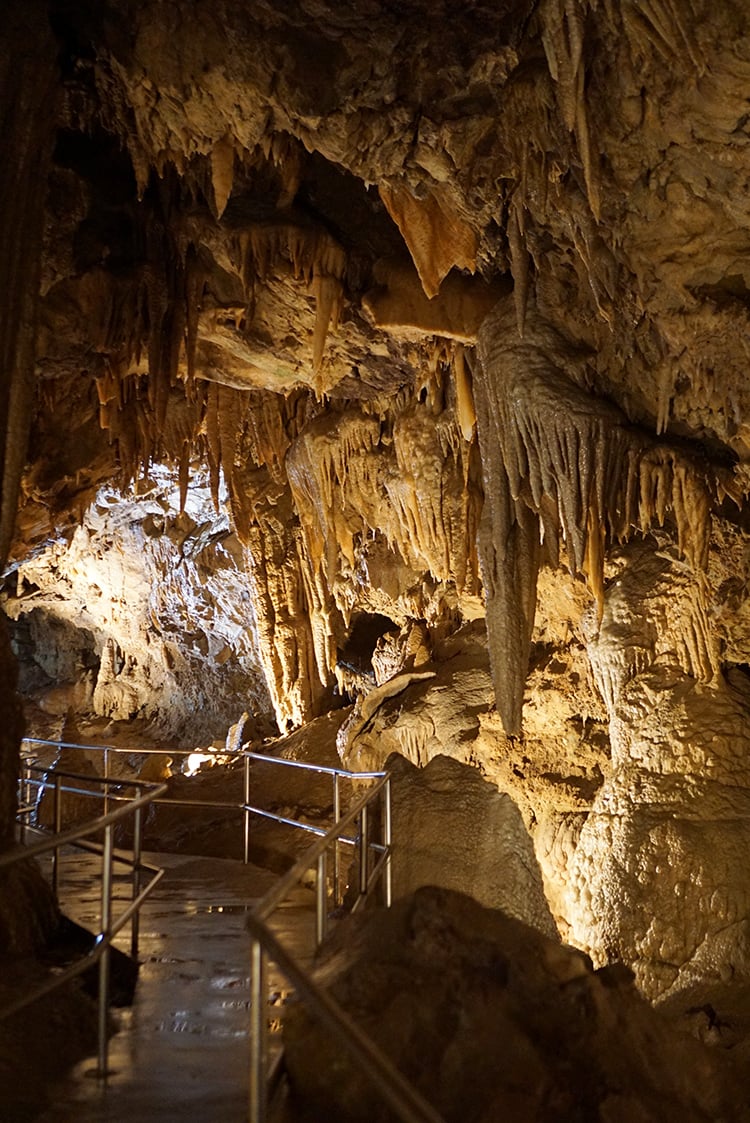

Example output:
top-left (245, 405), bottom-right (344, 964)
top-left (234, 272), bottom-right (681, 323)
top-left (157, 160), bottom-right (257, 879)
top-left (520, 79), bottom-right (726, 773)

top-left (34, 851), bottom-right (316, 1123)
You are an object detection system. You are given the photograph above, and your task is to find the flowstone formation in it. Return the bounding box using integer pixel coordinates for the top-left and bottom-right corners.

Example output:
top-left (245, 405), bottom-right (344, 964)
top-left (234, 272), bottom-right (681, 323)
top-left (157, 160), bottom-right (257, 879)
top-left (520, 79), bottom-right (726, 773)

top-left (565, 543), bottom-right (750, 1000)
top-left (3, 0), bottom-right (750, 1045)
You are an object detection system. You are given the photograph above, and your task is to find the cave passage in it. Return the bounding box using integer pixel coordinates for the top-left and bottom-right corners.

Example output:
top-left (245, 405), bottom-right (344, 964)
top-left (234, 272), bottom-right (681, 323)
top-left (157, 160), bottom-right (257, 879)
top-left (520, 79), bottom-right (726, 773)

top-left (3, 0), bottom-right (750, 1119)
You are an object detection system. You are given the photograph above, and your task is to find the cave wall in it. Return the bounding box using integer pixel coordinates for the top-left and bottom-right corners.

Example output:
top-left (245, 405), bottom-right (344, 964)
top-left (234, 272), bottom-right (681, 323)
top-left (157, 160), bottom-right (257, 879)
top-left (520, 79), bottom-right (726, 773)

top-left (1, 0), bottom-right (750, 1001)
top-left (3, 468), bottom-right (274, 744)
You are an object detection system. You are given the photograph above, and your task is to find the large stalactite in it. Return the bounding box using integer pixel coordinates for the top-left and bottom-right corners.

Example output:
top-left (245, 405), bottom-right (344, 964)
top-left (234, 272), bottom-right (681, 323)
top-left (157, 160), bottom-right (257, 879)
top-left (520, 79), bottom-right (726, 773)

top-left (475, 301), bottom-right (715, 736)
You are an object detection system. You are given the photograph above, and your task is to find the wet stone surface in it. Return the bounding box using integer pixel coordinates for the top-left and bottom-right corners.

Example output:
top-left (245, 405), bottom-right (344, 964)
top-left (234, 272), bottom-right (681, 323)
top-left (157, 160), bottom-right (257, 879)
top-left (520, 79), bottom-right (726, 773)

top-left (33, 852), bottom-right (316, 1123)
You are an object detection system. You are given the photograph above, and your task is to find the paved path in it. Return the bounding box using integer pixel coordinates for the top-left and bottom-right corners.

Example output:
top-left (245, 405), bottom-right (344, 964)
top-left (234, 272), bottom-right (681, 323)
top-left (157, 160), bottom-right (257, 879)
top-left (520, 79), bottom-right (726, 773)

top-left (34, 851), bottom-right (316, 1123)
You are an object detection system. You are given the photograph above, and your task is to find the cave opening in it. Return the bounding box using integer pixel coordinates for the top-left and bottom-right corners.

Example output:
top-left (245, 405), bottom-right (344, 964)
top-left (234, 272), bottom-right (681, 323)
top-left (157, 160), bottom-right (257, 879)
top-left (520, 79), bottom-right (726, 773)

top-left (336, 611), bottom-right (397, 687)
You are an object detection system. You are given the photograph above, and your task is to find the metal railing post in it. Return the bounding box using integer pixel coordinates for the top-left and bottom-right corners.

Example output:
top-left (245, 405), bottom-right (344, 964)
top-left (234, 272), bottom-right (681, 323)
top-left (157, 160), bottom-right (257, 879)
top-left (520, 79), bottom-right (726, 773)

top-left (21, 759), bottom-right (32, 842)
top-left (97, 822), bottom-right (113, 1077)
top-left (332, 772), bottom-right (340, 905)
top-left (359, 803), bottom-right (369, 897)
top-left (103, 747), bottom-right (109, 817)
top-left (131, 803), bottom-right (142, 958)
top-left (383, 774), bottom-right (392, 908)
top-left (52, 775), bottom-right (62, 896)
top-left (243, 753), bottom-right (251, 865)
top-left (316, 850), bottom-right (328, 948)
top-left (249, 937), bottom-right (267, 1123)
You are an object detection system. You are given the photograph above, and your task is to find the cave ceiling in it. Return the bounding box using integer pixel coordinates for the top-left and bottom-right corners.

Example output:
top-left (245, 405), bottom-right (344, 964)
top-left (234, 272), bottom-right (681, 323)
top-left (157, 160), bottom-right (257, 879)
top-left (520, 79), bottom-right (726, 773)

top-left (4, 0), bottom-right (750, 742)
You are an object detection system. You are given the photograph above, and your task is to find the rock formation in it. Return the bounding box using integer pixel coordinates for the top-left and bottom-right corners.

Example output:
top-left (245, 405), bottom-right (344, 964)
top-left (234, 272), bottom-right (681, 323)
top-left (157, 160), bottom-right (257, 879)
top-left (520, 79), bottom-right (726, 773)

top-left (2, 0), bottom-right (750, 1060)
top-left (283, 886), bottom-right (745, 1122)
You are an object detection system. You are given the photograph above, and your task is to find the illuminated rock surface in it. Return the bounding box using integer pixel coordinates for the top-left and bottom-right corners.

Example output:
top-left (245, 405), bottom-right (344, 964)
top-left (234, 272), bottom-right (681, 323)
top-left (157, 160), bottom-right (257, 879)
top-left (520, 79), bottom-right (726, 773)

top-left (3, 0), bottom-right (750, 1110)
top-left (4, 468), bottom-right (273, 744)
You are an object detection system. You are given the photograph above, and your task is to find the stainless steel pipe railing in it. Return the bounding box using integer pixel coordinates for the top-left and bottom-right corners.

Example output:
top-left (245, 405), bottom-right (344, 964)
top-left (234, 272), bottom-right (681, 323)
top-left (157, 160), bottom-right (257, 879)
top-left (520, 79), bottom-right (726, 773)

top-left (21, 737), bottom-right (385, 869)
top-left (246, 916), bottom-right (444, 1123)
top-left (242, 773), bottom-right (439, 1123)
top-left (0, 778), bottom-right (166, 1075)
top-left (18, 737), bottom-right (432, 1120)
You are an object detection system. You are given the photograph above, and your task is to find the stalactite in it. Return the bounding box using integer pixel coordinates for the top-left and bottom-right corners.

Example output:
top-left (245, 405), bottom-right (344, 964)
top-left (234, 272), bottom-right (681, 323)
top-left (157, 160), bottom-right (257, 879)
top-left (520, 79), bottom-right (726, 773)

top-left (574, 62), bottom-right (600, 222)
top-left (478, 475), bottom-right (541, 740)
top-left (287, 411), bottom-right (381, 588)
top-left (625, 0), bottom-right (702, 69)
top-left (243, 487), bottom-right (328, 730)
top-left (178, 441), bottom-right (190, 514)
top-left (476, 301), bottom-right (714, 733)
top-left (508, 198), bottom-right (531, 337)
top-left (583, 489), bottom-right (605, 621)
top-left (311, 274), bottom-right (343, 383)
top-left (452, 344), bottom-right (476, 444)
top-left (143, 219), bottom-right (170, 407)
top-left (283, 385), bottom-right (482, 695)
top-left (210, 134), bottom-right (235, 219)
top-left (184, 247), bottom-right (205, 386)
top-left (541, 0), bottom-right (600, 220)
top-left (232, 221), bottom-right (346, 377)
top-left (96, 367), bottom-right (118, 432)
top-left (656, 364), bottom-right (673, 436)
top-left (266, 132), bottom-right (304, 207)
top-left (217, 385), bottom-right (245, 535)
top-left (205, 381), bottom-right (222, 509)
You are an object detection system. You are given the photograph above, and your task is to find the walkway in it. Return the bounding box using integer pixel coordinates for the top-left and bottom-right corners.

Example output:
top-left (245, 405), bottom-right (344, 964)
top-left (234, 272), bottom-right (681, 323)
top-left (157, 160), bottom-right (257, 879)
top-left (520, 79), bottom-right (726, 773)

top-left (33, 850), bottom-right (317, 1123)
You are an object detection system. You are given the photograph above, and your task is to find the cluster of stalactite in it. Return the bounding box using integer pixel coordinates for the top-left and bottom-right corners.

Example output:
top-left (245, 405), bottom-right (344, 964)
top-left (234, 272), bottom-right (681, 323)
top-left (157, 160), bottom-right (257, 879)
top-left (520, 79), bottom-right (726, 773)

top-left (476, 303), bottom-right (715, 738)
top-left (231, 350), bottom-right (479, 728)
top-left (78, 289), bottom-right (482, 729)
top-left (284, 353), bottom-right (482, 696)
top-left (13, 0), bottom-right (750, 748)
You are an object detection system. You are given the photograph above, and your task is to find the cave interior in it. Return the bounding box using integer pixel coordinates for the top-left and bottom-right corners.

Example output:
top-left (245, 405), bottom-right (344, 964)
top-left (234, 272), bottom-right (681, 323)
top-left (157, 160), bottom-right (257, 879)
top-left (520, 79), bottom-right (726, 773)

top-left (4, 0), bottom-right (750, 1117)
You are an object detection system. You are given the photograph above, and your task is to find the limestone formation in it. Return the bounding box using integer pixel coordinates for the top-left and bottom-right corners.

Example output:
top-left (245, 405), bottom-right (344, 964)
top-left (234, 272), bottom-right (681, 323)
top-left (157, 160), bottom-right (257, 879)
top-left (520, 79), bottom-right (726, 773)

top-left (3, 0), bottom-right (750, 1086)
top-left (3, 467), bottom-right (273, 744)
top-left (387, 754), bottom-right (558, 938)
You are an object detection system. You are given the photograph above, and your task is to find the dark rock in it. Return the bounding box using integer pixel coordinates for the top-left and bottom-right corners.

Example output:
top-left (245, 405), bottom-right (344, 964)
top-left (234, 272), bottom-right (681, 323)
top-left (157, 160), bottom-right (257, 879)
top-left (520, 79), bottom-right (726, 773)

top-left (283, 886), bottom-right (747, 1123)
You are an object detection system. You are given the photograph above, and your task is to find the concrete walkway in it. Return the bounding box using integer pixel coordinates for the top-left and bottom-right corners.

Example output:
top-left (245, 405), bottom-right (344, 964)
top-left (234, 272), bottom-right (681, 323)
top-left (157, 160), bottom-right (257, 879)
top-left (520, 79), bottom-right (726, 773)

top-left (34, 851), bottom-right (317, 1123)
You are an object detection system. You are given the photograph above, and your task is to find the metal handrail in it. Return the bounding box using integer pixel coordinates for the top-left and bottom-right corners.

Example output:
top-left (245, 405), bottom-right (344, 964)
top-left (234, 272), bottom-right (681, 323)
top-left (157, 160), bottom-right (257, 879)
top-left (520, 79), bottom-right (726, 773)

top-left (1, 778), bottom-right (167, 1076)
top-left (245, 772), bottom-right (422, 1123)
top-left (21, 736), bottom-right (386, 884)
top-left (18, 736), bottom-right (425, 1117)
top-left (21, 736), bottom-right (384, 777)
top-left (17, 764), bottom-right (160, 896)
top-left (246, 917), bottom-right (444, 1123)
top-left (3, 783), bottom-right (162, 866)
top-left (252, 775), bottom-right (389, 923)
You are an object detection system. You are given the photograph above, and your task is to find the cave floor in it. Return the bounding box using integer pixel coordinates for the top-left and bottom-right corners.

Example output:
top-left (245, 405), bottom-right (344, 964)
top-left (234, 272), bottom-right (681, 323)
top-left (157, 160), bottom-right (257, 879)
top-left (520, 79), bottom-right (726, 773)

top-left (32, 849), bottom-right (317, 1123)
